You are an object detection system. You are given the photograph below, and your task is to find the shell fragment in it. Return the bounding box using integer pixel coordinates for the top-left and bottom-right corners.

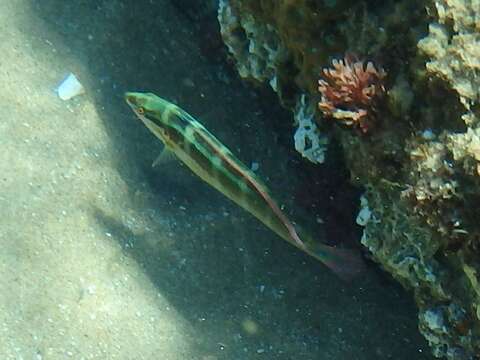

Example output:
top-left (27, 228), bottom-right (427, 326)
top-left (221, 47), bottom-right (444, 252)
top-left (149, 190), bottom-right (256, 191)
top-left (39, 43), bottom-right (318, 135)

top-left (56, 73), bottom-right (85, 100)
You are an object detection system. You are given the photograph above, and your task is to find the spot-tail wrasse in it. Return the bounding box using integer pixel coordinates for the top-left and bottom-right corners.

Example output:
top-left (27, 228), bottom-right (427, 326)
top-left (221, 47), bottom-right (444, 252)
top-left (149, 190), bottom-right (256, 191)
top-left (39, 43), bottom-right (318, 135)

top-left (125, 92), bottom-right (364, 280)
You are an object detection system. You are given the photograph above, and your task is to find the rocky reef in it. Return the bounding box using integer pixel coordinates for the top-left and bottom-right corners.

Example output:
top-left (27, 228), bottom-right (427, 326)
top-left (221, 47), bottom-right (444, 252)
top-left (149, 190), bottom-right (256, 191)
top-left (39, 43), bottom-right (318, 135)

top-left (218, 0), bottom-right (480, 358)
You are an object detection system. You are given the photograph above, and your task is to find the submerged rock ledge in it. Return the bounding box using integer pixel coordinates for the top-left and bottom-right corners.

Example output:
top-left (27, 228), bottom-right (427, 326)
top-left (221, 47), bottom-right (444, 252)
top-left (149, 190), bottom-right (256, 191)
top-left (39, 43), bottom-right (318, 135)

top-left (218, 0), bottom-right (480, 358)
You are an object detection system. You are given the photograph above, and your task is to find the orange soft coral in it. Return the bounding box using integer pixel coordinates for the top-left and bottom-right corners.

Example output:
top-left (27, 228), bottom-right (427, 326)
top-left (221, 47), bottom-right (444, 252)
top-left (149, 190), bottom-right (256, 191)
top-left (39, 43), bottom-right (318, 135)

top-left (318, 55), bottom-right (386, 133)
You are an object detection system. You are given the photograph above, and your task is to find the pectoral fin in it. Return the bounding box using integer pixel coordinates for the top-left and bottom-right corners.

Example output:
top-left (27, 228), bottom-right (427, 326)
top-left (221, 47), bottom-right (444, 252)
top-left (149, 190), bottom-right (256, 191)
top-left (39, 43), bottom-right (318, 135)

top-left (152, 148), bottom-right (177, 168)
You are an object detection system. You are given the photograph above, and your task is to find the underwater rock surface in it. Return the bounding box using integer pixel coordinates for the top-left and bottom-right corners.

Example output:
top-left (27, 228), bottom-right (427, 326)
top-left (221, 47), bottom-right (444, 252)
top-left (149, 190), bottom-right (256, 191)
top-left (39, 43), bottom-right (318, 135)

top-left (218, 0), bottom-right (480, 358)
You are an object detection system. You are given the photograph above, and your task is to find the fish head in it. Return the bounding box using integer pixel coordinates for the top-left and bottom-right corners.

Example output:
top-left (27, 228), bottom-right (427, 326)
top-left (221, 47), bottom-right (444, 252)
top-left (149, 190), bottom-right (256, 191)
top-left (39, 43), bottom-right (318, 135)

top-left (124, 92), bottom-right (185, 148)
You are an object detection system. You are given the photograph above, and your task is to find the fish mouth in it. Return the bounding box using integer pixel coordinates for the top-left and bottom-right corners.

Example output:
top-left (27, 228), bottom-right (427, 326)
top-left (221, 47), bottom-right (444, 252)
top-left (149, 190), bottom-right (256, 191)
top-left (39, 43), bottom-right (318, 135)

top-left (124, 92), bottom-right (139, 107)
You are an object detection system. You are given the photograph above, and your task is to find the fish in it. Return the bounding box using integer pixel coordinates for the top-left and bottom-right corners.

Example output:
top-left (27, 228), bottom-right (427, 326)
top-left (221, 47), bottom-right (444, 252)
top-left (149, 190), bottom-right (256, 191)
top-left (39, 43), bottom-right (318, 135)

top-left (125, 92), bottom-right (364, 280)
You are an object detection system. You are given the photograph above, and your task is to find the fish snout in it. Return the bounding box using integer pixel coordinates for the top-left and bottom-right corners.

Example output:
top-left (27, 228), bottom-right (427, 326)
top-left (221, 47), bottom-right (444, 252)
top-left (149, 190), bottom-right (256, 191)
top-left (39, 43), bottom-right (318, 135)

top-left (124, 92), bottom-right (138, 107)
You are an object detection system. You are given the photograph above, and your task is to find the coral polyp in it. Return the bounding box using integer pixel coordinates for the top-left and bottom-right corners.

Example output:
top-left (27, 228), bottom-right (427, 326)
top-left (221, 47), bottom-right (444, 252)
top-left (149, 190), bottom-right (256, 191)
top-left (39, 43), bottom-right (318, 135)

top-left (318, 56), bottom-right (386, 133)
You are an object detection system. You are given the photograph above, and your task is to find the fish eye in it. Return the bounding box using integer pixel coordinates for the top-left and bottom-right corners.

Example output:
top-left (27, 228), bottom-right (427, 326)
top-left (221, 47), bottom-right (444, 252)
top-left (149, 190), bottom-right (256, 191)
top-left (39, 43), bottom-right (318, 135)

top-left (137, 107), bottom-right (145, 115)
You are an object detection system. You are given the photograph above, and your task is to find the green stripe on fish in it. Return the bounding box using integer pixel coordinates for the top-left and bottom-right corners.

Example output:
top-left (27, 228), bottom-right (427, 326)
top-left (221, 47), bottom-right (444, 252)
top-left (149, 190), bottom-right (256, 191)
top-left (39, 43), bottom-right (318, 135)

top-left (125, 92), bottom-right (364, 280)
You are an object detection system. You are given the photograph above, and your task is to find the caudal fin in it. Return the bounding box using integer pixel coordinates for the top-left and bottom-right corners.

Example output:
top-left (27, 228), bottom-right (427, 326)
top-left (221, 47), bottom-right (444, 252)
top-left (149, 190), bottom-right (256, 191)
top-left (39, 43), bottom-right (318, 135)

top-left (312, 244), bottom-right (366, 281)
